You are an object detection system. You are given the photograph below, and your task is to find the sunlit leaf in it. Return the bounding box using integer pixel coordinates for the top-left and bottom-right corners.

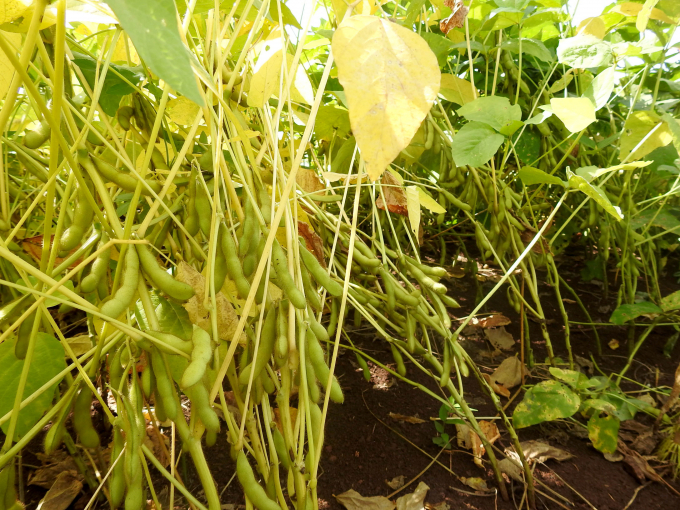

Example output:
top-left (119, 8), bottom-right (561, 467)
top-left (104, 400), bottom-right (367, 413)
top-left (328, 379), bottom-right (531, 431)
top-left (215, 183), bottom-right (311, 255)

top-left (451, 122), bottom-right (505, 167)
top-left (457, 96), bottom-right (522, 132)
top-left (513, 380), bottom-right (580, 428)
top-left (517, 166), bottom-right (565, 187)
top-left (610, 302), bottom-right (662, 325)
top-left (550, 97), bottom-right (595, 133)
top-left (439, 73), bottom-right (475, 105)
top-left (567, 170), bottom-right (623, 220)
top-left (0, 31), bottom-right (22, 101)
top-left (557, 34), bottom-right (612, 69)
top-left (583, 66), bottom-right (616, 111)
top-left (619, 111), bottom-right (673, 162)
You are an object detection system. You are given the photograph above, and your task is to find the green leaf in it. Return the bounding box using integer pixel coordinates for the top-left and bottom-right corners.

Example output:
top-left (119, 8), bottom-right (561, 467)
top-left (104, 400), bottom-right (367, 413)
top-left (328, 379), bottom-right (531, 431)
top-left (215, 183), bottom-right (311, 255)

top-left (71, 53), bottom-right (143, 116)
top-left (513, 129), bottom-right (541, 164)
top-left (499, 119), bottom-right (524, 136)
top-left (493, 0), bottom-right (529, 8)
top-left (502, 38), bottom-right (554, 62)
top-left (0, 333), bottom-right (65, 440)
top-left (315, 105), bottom-right (351, 140)
top-left (584, 66), bottom-right (616, 111)
top-left (619, 111), bottom-right (674, 162)
top-left (661, 290), bottom-right (680, 312)
top-left (451, 122), bottom-right (505, 167)
top-left (576, 161), bottom-right (651, 183)
top-left (486, 8), bottom-right (524, 31)
top-left (587, 413), bottom-right (619, 454)
top-left (269, 0), bottom-right (302, 28)
top-left (106, 0), bottom-right (203, 106)
top-left (629, 204), bottom-right (680, 231)
top-left (404, 0), bottom-right (427, 27)
top-left (660, 112), bottom-right (680, 155)
top-left (421, 33), bottom-right (454, 67)
top-left (557, 35), bottom-right (613, 69)
top-left (457, 96), bottom-right (522, 132)
top-left (154, 294), bottom-right (193, 341)
top-left (549, 367), bottom-right (593, 390)
top-left (610, 302), bottom-right (662, 325)
top-left (525, 110), bottom-right (552, 125)
top-left (517, 166), bottom-right (565, 187)
top-left (513, 380), bottom-right (581, 428)
top-left (581, 398), bottom-right (617, 416)
top-left (175, 0), bottom-right (225, 14)
top-left (16, 276), bottom-right (75, 308)
top-left (567, 170), bottom-right (623, 220)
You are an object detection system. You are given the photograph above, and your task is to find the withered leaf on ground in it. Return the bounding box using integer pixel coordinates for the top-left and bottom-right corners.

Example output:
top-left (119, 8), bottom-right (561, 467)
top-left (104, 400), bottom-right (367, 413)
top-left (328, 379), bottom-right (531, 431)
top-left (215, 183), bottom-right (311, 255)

top-left (388, 412), bottom-right (427, 424)
top-left (396, 481), bottom-right (429, 510)
top-left (490, 356), bottom-right (526, 390)
top-left (485, 326), bottom-right (515, 350)
top-left (385, 475), bottom-right (405, 490)
top-left (498, 458), bottom-right (523, 482)
top-left (456, 421), bottom-right (499, 467)
top-left (30, 452), bottom-right (80, 489)
top-left (521, 440), bottom-right (573, 463)
top-left (483, 373), bottom-right (511, 398)
top-left (38, 471), bottom-right (83, 510)
top-left (335, 489), bottom-right (395, 510)
top-left (477, 314), bottom-right (511, 329)
top-left (460, 477), bottom-right (489, 491)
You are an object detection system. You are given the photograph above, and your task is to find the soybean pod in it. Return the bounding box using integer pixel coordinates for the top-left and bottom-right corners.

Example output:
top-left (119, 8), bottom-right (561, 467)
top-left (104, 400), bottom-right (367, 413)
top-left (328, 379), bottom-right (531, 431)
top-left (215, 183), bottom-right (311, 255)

top-left (181, 326), bottom-right (213, 389)
top-left (81, 232), bottom-right (110, 294)
top-left (236, 451), bottom-right (282, 510)
top-left (136, 241), bottom-right (194, 301)
top-left (299, 243), bottom-right (342, 297)
top-left (238, 306), bottom-right (277, 385)
top-left (73, 385), bottom-right (100, 449)
top-left (100, 245), bottom-right (139, 320)
top-left (307, 330), bottom-right (344, 403)
top-left (60, 178), bottom-right (94, 252)
top-left (272, 240), bottom-right (306, 309)
top-left (220, 222), bottom-right (251, 299)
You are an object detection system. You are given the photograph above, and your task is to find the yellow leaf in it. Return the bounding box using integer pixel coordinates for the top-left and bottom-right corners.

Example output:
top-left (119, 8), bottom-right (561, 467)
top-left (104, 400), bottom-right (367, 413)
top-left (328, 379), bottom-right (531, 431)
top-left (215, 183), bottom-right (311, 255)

top-left (612, 2), bottom-right (675, 24)
top-left (550, 97), bottom-right (596, 133)
top-left (548, 72), bottom-right (573, 93)
top-left (417, 187), bottom-right (446, 214)
top-left (248, 50), bottom-right (313, 107)
top-left (619, 111), bottom-right (673, 161)
top-left (0, 0), bottom-right (31, 24)
top-left (446, 29), bottom-right (466, 55)
top-left (637, 0), bottom-right (659, 32)
top-left (111, 34), bottom-right (140, 64)
top-left (405, 185), bottom-right (420, 235)
top-left (332, 16), bottom-right (440, 181)
top-left (577, 17), bottom-right (605, 39)
top-left (0, 31), bottom-right (21, 100)
top-left (167, 96), bottom-right (201, 126)
top-left (439, 73), bottom-right (475, 105)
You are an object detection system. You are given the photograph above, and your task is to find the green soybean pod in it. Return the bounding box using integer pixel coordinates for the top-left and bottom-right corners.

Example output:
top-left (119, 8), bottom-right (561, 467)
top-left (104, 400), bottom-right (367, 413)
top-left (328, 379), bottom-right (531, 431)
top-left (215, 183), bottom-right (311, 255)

top-left (212, 226), bottom-right (228, 293)
top-left (185, 169), bottom-right (200, 237)
top-left (195, 180), bottom-right (212, 237)
top-left (151, 217), bottom-right (173, 250)
top-left (181, 326), bottom-right (213, 389)
top-left (220, 222), bottom-right (251, 299)
top-left (272, 427), bottom-right (291, 470)
top-left (258, 187), bottom-right (272, 224)
top-left (260, 371), bottom-right (275, 394)
top-left (81, 233), bottom-right (110, 294)
top-left (238, 306), bottom-right (277, 386)
top-left (300, 263), bottom-right (321, 312)
top-left (100, 245), bottom-right (139, 321)
top-left (440, 342), bottom-right (452, 388)
top-left (272, 240), bottom-right (306, 309)
top-left (440, 188), bottom-right (472, 212)
top-left (109, 345), bottom-right (125, 392)
top-left (117, 105), bottom-right (134, 130)
top-left (378, 268), bottom-right (396, 313)
top-left (309, 402), bottom-right (322, 446)
top-left (407, 262), bottom-right (447, 295)
top-left (136, 242), bottom-right (194, 301)
top-left (109, 425), bottom-right (126, 509)
top-left (60, 179), bottom-right (94, 252)
top-left (308, 313), bottom-right (329, 343)
top-left (439, 293), bottom-right (461, 309)
top-left (243, 215), bottom-right (261, 278)
top-left (44, 391), bottom-right (74, 455)
top-left (307, 331), bottom-right (344, 404)
top-left (24, 120), bottom-right (51, 149)
top-left (275, 301), bottom-right (289, 366)
top-left (239, 199), bottom-right (256, 258)
top-left (90, 156), bottom-right (162, 196)
top-left (0, 465), bottom-right (17, 510)
top-left (236, 451), bottom-right (282, 510)
top-left (299, 244), bottom-right (342, 297)
top-left (141, 362), bottom-right (155, 399)
top-left (429, 291), bottom-right (451, 330)
top-left (305, 356), bottom-right (320, 404)
top-left (14, 311), bottom-right (35, 360)
top-left (405, 310), bottom-right (416, 353)
top-left (150, 349), bottom-right (178, 421)
top-left (390, 344), bottom-right (407, 377)
top-left (147, 331), bottom-right (193, 356)
top-left (187, 382), bottom-right (220, 434)
top-left (73, 386), bottom-right (100, 449)
top-left (355, 352), bottom-right (371, 382)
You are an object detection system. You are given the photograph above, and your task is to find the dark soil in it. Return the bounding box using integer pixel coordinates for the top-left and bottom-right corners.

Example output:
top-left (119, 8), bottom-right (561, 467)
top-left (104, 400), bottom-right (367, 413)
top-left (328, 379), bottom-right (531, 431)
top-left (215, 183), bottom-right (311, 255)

top-left (10, 251), bottom-right (680, 510)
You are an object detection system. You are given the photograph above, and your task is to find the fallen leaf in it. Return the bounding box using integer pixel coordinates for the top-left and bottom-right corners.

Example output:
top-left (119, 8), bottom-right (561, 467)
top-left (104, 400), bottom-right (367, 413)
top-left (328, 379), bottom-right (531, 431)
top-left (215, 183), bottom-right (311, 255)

top-left (562, 298), bottom-right (577, 304)
top-left (38, 471), bottom-right (83, 510)
top-left (449, 267), bottom-right (465, 278)
top-left (655, 362), bottom-right (680, 429)
top-left (176, 262), bottom-right (240, 341)
top-left (333, 16), bottom-right (440, 180)
top-left (376, 170), bottom-right (408, 216)
top-left (483, 373), bottom-right (510, 398)
top-left (485, 327), bottom-right (515, 350)
top-left (490, 356), bottom-right (525, 390)
top-left (335, 489), bottom-right (395, 510)
top-left (30, 453), bottom-right (79, 489)
top-left (143, 424), bottom-right (170, 467)
top-left (604, 452), bottom-right (624, 462)
top-left (396, 481), bottom-right (428, 510)
top-left (575, 355), bottom-right (594, 374)
top-left (440, 0), bottom-right (469, 35)
top-left (457, 422), bottom-right (499, 467)
top-left (631, 431), bottom-right (658, 456)
top-left (520, 440), bottom-right (573, 463)
top-left (385, 475), bottom-right (405, 490)
top-left (298, 221), bottom-right (326, 268)
top-left (388, 412), bottom-right (427, 424)
top-left (65, 335), bottom-right (92, 357)
top-left (297, 167), bottom-right (325, 195)
top-left (460, 477), bottom-right (488, 491)
top-left (498, 458), bottom-right (523, 482)
top-left (608, 339), bottom-right (620, 350)
top-left (478, 314), bottom-right (511, 329)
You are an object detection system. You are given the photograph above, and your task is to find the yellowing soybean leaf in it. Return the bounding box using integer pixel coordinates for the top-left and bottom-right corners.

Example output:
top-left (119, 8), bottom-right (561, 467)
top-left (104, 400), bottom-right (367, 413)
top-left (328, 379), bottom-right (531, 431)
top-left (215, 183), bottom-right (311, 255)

top-left (583, 66), bottom-right (616, 111)
top-left (439, 73), bottom-right (475, 105)
top-left (548, 73), bottom-right (573, 93)
top-left (550, 97), bottom-right (595, 133)
top-left (332, 16), bottom-right (440, 181)
top-left (660, 112), bottom-right (680, 155)
top-left (418, 187), bottom-right (446, 214)
top-left (0, 31), bottom-right (21, 101)
top-left (619, 111), bottom-right (673, 161)
top-left (612, 2), bottom-right (674, 24)
top-left (567, 170), bottom-right (623, 220)
top-left (248, 50), bottom-right (313, 107)
top-left (167, 96), bottom-right (200, 126)
top-left (405, 185), bottom-right (421, 235)
top-left (0, 0), bottom-right (31, 24)
top-left (577, 17), bottom-right (606, 39)
top-left (637, 0), bottom-right (660, 32)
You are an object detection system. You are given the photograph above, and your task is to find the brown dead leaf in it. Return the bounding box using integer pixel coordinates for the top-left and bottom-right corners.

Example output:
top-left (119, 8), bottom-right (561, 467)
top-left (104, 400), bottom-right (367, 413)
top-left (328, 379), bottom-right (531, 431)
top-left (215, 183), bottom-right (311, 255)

top-left (457, 421), bottom-right (499, 467)
top-left (498, 458), bottom-right (523, 482)
top-left (22, 235), bottom-right (80, 268)
top-left (619, 441), bottom-right (663, 484)
top-left (631, 431), bottom-right (659, 455)
top-left (655, 361), bottom-right (680, 430)
top-left (483, 373), bottom-right (511, 398)
top-left (521, 440), bottom-right (573, 463)
top-left (30, 452), bottom-right (80, 489)
top-left (176, 262), bottom-right (239, 341)
top-left (460, 477), bottom-right (489, 492)
top-left (143, 424), bottom-right (170, 467)
top-left (65, 335), bottom-right (92, 356)
top-left (440, 0), bottom-right (469, 34)
top-left (562, 298), bottom-right (577, 304)
top-left (449, 267), bottom-right (465, 278)
top-left (485, 327), bottom-right (515, 350)
top-left (376, 170), bottom-right (408, 216)
top-left (335, 489), bottom-right (395, 510)
top-left (298, 221), bottom-right (326, 268)
top-left (608, 339), bottom-right (620, 350)
top-left (396, 481), bottom-right (428, 510)
top-left (39, 471), bottom-right (83, 510)
top-left (297, 167), bottom-right (325, 195)
top-left (385, 475), bottom-right (405, 490)
top-left (490, 356), bottom-right (525, 390)
top-left (478, 314), bottom-right (511, 329)
top-left (388, 412), bottom-right (427, 424)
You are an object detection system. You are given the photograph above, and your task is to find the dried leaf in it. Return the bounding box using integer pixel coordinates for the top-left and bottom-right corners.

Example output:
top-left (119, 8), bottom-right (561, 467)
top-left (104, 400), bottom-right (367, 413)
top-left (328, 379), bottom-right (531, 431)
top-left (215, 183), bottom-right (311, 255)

top-left (396, 481), bottom-right (429, 510)
top-left (376, 170), bottom-right (408, 216)
top-left (604, 452), bottom-right (624, 462)
top-left (440, 0), bottom-right (469, 35)
top-left (485, 327), bottom-right (515, 350)
top-left (498, 458), bottom-right (523, 482)
top-left (460, 477), bottom-right (488, 491)
top-left (65, 335), bottom-right (92, 357)
top-left (478, 314), bottom-right (511, 329)
top-left (490, 356), bottom-right (525, 390)
top-left (521, 440), bottom-right (573, 463)
top-left (298, 221), bottom-right (326, 268)
top-left (457, 421), bottom-right (499, 467)
top-left (335, 489), bottom-right (395, 510)
top-left (29, 453), bottom-right (79, 489)
top-left (22, 235), bottom-right (79, 268)
top-left (388, 412), bottom-right (427, 424)
top-left (483, 373), bottom-right (510, 398)
top-left (39, 471), bottom-right (83, 510)
top-left (176, 262), bottom-right (239, 341)
top-left (297, 167), bottom-right (325, 195)
top-left (143, 424), bottom-right (170, 467)
top-left (608, 339), bottom-right (620, 350)
top-left (385, 475), bottom-right (405, 490)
